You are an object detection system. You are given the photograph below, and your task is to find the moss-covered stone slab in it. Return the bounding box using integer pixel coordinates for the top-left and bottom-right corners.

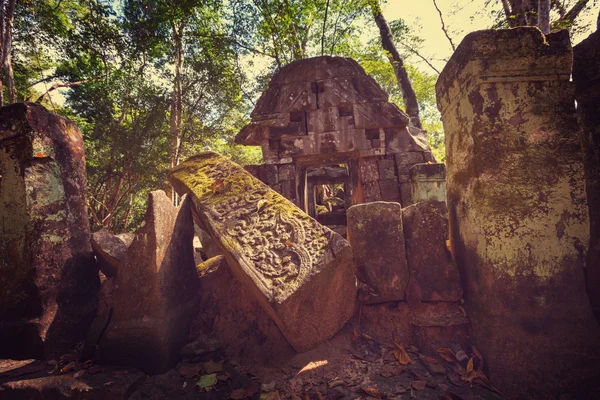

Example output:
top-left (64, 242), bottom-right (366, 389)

top-left (0, 103), bottom-right (98, 359)
top-left (169, 152), bottom-right (357, 352)
top-left (96, 191), bottom-right (200, 374)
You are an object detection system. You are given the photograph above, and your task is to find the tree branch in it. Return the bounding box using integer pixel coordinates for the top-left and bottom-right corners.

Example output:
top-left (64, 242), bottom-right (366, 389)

top-left (432, 0), bottom-right (456, 51)
top-left (34, 76), bottom-right (103, 103)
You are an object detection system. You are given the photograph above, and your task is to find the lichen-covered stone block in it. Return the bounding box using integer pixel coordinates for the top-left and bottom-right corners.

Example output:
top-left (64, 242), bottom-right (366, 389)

top-left (169, 152), bottom-right (357, 352)
top-left (401, 201), bottom-right (462, 301)
top-left (347, 202), bottom-right (409, 303)
top-left (409, 163), bottom-right (446, 203)
top-left (0, 103), bottom-right (98, 359)
top-left (97, 191), bottom-right (200, 374)
top-left (437, 28), bottom-right (600, 394)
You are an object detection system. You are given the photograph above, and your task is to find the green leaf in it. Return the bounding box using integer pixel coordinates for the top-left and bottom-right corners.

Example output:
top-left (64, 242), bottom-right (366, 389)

top-left (196, 373), bottom-right (217, 388)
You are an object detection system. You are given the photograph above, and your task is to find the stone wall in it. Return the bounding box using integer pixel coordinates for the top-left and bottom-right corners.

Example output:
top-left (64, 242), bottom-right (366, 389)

top-left (437, 28), bottom-right (600, 397)
top-left (574, 30), bottom-right (600, 320)
top-left (0, 103), bottom-right (99, 359)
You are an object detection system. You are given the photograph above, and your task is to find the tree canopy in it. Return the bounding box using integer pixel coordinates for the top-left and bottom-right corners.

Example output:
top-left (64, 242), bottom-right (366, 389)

top-left (2, 0), bottom-right (597, 231)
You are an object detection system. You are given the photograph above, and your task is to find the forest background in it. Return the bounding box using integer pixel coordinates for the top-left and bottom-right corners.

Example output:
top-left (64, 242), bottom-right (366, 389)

top-left (1, 0), bottom-right (597, 232)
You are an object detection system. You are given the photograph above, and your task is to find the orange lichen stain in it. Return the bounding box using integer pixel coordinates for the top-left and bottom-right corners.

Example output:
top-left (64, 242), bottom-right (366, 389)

top-left (34, 152), bottom-right (46, 158)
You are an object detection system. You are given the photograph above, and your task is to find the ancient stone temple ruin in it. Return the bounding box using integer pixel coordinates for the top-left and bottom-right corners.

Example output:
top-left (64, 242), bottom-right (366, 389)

top-left (2, 27), bottom-right (600, 400)
top-left (236, 57), bottom-right (445, 230)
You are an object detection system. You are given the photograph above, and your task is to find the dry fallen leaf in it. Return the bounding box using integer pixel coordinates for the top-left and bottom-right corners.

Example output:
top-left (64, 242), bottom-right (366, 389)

top-left (437, 348), bottom-right (458, 363)
top-left (352, 329), bottom-right (361, 343)
top-left (466, 357), bottom-right (474, 373)
top-left (393, 342), bottom-right (412, 365)
top-left (73, 370), bottom-right (85, 379)
top-left (230, 388), bottom-right (247, 400)
top-left (196, 373), bottom-right (218, 389)
top-left (423, 356), bottom-right (439, 365)
top-left (260, 391), bottom-right (281, 400)
top-left (458, 306), bottom-right (467, 317)
top-left (411, 380), bottom-right (426, 391)
top-left (179, 364), bottom-right (202, 379)
top-left (455, 350), bottom-right (468, 362)
top-left (328, 379), bottom-right (345, 389)
top-left (361, 387), bottom-right (383, 398)
top-left (103, 381), bottom-right (113, 387)
top-left (210, 179), bottom-right (225, 193)
top-left (59, 362), bottom-right (76, 374)
top-left (203, 360), bottom-right (224, 374)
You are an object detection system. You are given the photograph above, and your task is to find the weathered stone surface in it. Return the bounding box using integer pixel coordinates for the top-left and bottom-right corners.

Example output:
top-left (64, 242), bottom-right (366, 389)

top-left (402, 201), bottom-right (462, 301)
top-left (192, 256), bottom-right (293, 361)
top-left (169, 152), bottom-right (357, 352)
top-left (363, 182), bottom-right (381, 202)
top-left (361, 302), bottom-right (469, 350)
top-left (96, 191), bottom-right (200, 374)
top-left (378, 180), bottom-right (400, 202)
top-left (0, 359), bottom-right (145, 400)
top-left (347, 202), bottom-right (409, 303)
top-left (574, 30), bottom-right (600, 320)
top-left (359, 159), bottom-right (379, 183)
top-left (91, 229), bottom-right (130, 278)
top-left (0, 103), bottom-right (99, 359)
top-left (437, 28), bottom-right (600, 395)
top-left (377, 159), bottom-right (396, 180)
top-left (409, 163), bottom-right (446, 203)
top-left (82, 278), bottom-right (114, 360)
top-left (259, 164), bottom-right (279, 186)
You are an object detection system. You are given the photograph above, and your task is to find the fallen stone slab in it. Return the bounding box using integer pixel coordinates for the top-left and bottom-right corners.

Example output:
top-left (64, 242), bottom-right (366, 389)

top-left (0, 103), bottom-right (99, 359)
top-left (169, 152), bottom-right (358, 352)
top-left (402, 201), bottom-right (462, 302)
top-left (91, 229), bottom-right (131, 278)
top-left (346, 202), bottom-right (409, 303)
top-left (96, 191), bottom-right (200, 374)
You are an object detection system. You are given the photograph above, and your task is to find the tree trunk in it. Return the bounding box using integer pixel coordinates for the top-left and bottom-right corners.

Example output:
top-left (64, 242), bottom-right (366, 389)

top-left (1, 0), bottom-right (16, 104)
top-left (538, 0), bottom-right (551, 34)
top-left (169, 21), bottom-right (185, 205)
top-left (370, 1), bottom-right (421, 129)
top-left (509, 0), bottom-right (528, 26)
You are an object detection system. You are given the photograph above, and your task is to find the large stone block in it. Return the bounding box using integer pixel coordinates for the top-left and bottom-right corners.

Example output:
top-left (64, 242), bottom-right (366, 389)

top-left (91, 229), bottom-right (131, 278)
top-left (96, 191), bottom-right (200, 374)
top-left (409, 163), bottom-right (446, 203)
top-left (347, 202), bottom-right (409, 303)
top-left (574, 30), bottom-right (600, 320)
top-left (169, 152), bottom-right (357, 352)
top-left (437, 28), bottom-right (600, 395)
top-left (0, 103), bottom-right (99, 359)
top-left (401, 201), bottom-right (462, 301)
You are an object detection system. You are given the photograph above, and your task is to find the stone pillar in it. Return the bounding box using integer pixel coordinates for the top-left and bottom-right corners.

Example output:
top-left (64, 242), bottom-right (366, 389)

top-left (347, 202), bottom-right (409, 303)
top-left (0, 103), bottom-right (99, 359)
top-left (437, 28), bottom-right (600, 396)
top-left (409, 163), bottom-right (446, 203)
top-left (96, 191), bottom-right (200, 374)
top-left (574, 31), bottom-right (600, 320)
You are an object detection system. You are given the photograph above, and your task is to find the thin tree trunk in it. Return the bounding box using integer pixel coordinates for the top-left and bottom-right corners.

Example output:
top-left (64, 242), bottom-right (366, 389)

top-left (370, 1), bottom-right (421, 129)
top-left (170, 21), bottom-right (185, 205)
top-left (1, 0), bottom-right (16, 104)
top-left (321, 0), bottom-right (330, 56)
top-left (538, 0), bottom-right (551, 34)
top-left (558, 0), bottom-right (590, 26)
top-left (509, 0), bottom-right (528, 26)
top-left (0, 0), bottom-right (5, 106)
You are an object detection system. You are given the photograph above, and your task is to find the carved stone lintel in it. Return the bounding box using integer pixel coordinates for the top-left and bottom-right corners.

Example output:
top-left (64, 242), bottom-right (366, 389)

top-left (169, 152), bottom-right (357, 352)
